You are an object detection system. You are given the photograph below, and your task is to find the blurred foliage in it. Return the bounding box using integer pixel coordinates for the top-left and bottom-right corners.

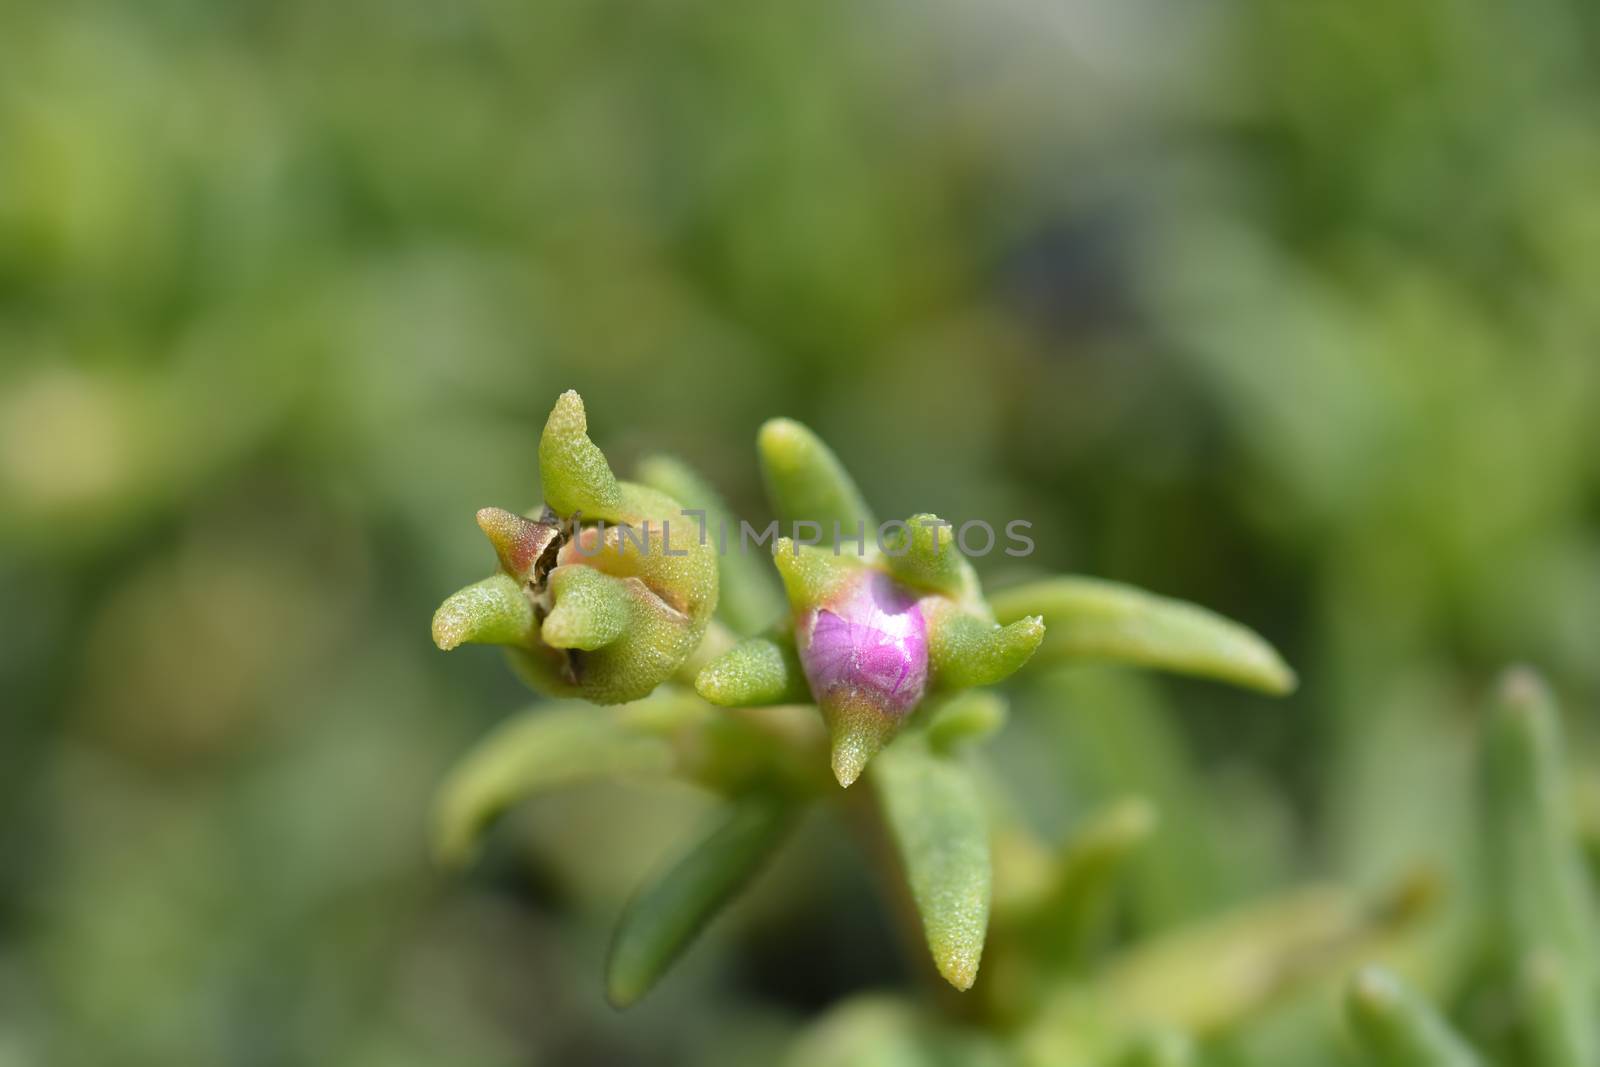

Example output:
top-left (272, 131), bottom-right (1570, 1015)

top-left (2, 0), bottom-right (1599, 1064)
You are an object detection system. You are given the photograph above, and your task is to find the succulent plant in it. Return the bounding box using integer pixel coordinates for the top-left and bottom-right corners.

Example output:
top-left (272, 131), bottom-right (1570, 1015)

top-left (430, 391), bottom-right (1313, 1015)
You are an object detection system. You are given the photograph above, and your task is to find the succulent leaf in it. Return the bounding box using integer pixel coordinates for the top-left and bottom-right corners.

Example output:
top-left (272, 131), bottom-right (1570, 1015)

top-left (872, 733), bottom-right (992, 991)
top-left (757, 417), bottom-right (876, 544)
top-left (1481, 668), bottom-right (1600, 1066)
top-left (1515, 950), bottom-right (1595, 1067)
top-left (431, 700), bottom-right (681, 867)
top-left (1095, 879), bottom-right (1430, 1035)
top-left (988, 577), bottom-right (1296, 695)
top-left (606, 792), bottom-right (796, 1008)
top-left (1345, 967), bottom-right (1483, 1067)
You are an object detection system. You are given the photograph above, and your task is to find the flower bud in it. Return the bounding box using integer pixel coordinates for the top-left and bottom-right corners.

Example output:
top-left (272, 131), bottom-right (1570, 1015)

top-left (775, 543), bottom-right (929, 786)
top-left (432, 391), bottom-right (718, 705)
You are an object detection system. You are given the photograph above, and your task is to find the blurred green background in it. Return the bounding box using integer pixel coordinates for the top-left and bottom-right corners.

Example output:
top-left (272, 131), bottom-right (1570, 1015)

top-left (3, 0), bottom-right (1599, 1064)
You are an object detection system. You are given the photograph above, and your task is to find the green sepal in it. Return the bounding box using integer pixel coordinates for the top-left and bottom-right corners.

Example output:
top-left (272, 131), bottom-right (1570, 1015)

top-left (540, 564), bottom-right (630, 650)
top-left (475, 506), bottom-right (561, 582)
top-left (771, 537), bottom-right (867, 608)
top-left (925, 601), bottom-right (1046, 690)
top-left (988, 577), bottom-right (1296, 695)
top-left (882, 513), bottom-right (976, 600)
top-left (757, 418), bottom-right (876, 544)
top-left (431, 573), bottom-right (536, 651)
top-left (563, 480), bottom-right (719, 627)
top-left (871, 733), bottom-right (992, 991)
top-left (823, 690), bottom-right (903, 789)
top-left (696, 633), bottom-right (811, 707)
top-left (606, 792), bottom-right (796, 1007)
top-left (504, 574), bottom-right (702, 704)
top-left (636, 453), bottom-right (785, 635)
top-left (1345, 967), bottom-right (1483, 1067)
top-left (538, 390), bottom-right (624, 520)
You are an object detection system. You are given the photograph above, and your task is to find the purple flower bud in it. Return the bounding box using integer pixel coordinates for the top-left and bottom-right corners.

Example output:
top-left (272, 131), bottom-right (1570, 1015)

top-left (794, 570), bottom-right (929, 786)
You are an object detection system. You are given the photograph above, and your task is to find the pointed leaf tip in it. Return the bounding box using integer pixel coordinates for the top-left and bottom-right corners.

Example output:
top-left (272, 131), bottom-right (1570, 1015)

top-left (1481, 664), bottom-right (1600, 1062)
top-left (872, 736), bottom-right (991, 991)
top-left (757, 418), bottom-right (876, 540)
top-left (989, 577), bottom-right (1295, 695)
top-left (1345, 966), bottom-right (1483, 1067)
top-left (431, 703), bottom-right (678, 867)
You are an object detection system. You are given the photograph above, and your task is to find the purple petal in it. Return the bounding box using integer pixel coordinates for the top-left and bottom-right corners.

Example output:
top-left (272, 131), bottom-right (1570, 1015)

top-left (798, 571), bottom-right (928, 717)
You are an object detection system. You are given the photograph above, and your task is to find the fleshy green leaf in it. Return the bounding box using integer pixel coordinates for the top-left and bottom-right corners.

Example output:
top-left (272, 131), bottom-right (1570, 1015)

top-left (431, 701), bottom-right (681, 867)
top-left (695, 634), bottom-right (810, 707)
top-left (1096, 877), bottom-right (1432, 1034)
top-left (872, 734), bottom-right (992, 990)
top-left (1345, 967), bottom-right (1482, 1067)
top-left (1516, 951), bottom-right (1595, 1067)
top-left (1482, 668), bottom-right (1600, 1067)
top-left (1030, 798), bottom-right (1157, 963)
top-left (925, 603), bottom-right (1046, 690)
top-left (431, 573), bottom-right (536, 651)
top-left (636, 453), bottom-right (785, 635)
top-left (606, 792), bottom-right (796, 1007)
top-left (988, 577), bottom-right (1296, 695)
top-left (757, 418), bottom-right (876, 544)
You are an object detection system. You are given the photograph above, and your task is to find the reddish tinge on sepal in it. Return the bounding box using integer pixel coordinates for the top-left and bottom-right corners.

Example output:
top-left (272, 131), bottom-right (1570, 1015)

top-left (476, 507), bottom-right (563, 583)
